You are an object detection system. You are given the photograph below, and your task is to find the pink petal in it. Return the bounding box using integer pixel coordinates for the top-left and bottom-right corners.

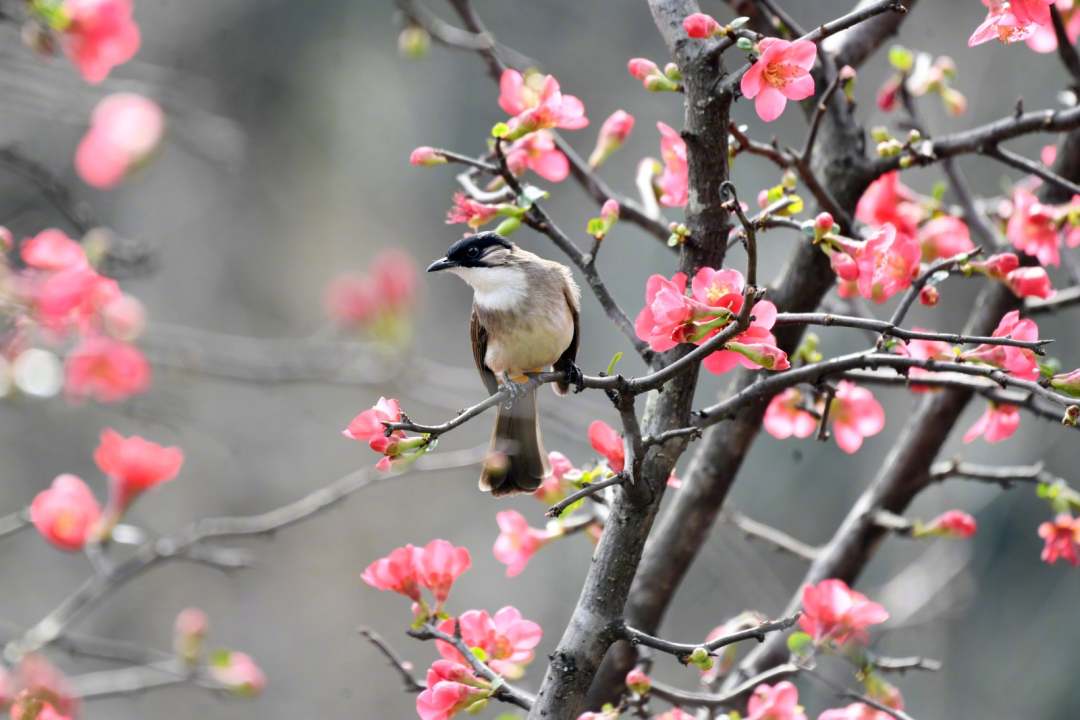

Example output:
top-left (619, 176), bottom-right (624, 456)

top-left (754, 86), bottom-right (788, 122)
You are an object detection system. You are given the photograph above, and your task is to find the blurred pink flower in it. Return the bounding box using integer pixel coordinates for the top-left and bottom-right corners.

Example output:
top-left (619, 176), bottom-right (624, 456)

top-left (740, 38), bottom-right (817, 122)
top-left (799, 578), bottom-right (888, 645)
top-left (20, 230), bottom-right (86, 270)
top-left (962, 403), bottom-right (1020, 443)
top-left (764, 389), bottom-right (818, 440)
top-left (62, 0), bottom-right (140, 83)
top-left (65, 335), bottom-right (150, 403)
top-left (634, 271), bottom-right (691, 352)
top-left (656, 121), bottom-right (689, 207)
top-left (361, 544), bottom-right (422, 601)
top-left (588, 420), bottom-right (625, 472)
top-left (819, 703), bottom-right (897, 720)
top-left (101, 293), bottom-right (147, 341)
top-left (446, 192), bottom-right (500, 229)
top-left (855, 224), bottom-right (920, 303)
top-left (208, 651), bottom-right (266, 697)
top-left (409, 146), bottom-right (446, 166)
top-left (76, 93), bottom-right (164, 189)
top-left (969, 0), bottom-right (1054, 46)
top-left (828, 381), bottom-right (885, 454)
top-left (1007, 187), bottom-right (1060, 266)
top-left (416, 661), bottom-right (488, 720)
top-left (95, 428), bottom-right (183, 522)
top-left (960, 310), bottom-right (1040, 380)
top-left (925, 510), bottom-right (978, 538)
top-left (1038, 514), bottom-right (1080, 565)
top-left (917, 215), bottom-right (974, 262)
top-left (746, 681), bottom-right (807, 720)
top-left (416, 539), bottom-right (472, 605)
top-left (493, 510), bottom-right (553, 577)
top-left (30, 474), bottom-right (101, 551)
top-left (505, 130), bottom-right (569, 182)
top-left (855, 172), bottom-right (922, 240)
top-left (31, 265), bottom-right (120, 336)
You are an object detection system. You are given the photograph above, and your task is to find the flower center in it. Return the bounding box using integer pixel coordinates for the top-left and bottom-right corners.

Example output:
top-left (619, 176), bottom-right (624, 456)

top-left (763, 62), bottom-right (801, 88)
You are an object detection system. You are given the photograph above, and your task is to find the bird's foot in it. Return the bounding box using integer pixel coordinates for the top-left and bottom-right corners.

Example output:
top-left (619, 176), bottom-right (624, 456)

top-left (564, 361), bottom-right (586, 394)
top-left (501, 372), bottom-right (538, 408)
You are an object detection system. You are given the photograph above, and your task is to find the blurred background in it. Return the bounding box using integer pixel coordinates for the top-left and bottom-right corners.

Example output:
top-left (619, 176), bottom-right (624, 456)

top-left (1, 0), bottom-right (1078, 717)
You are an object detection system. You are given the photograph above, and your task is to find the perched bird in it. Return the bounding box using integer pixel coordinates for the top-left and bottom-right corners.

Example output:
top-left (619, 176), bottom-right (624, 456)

top-left (427, 232), bottom-right (582, 496)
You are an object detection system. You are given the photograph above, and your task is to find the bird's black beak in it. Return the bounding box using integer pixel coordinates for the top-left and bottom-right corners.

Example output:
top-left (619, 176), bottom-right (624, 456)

top-left (426, 257), bottom-right (456, 273)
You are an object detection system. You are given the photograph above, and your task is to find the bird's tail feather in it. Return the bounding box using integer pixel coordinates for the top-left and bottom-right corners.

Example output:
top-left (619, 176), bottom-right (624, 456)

top-left (480, 389), bottom-right (548, 496)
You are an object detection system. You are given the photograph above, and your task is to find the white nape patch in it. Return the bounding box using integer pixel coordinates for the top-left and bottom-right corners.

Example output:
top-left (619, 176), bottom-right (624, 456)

top-left (450, 265), bottom-right (528, 310)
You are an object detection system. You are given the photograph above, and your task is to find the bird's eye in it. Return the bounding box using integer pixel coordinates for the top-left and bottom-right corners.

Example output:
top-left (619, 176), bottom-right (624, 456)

top-left (467, 247), bottom-right (481, 258)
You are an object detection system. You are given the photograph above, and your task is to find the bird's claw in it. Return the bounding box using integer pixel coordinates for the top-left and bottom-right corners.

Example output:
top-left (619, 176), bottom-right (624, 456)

top-left (565, 362), bottom-right (586, 394)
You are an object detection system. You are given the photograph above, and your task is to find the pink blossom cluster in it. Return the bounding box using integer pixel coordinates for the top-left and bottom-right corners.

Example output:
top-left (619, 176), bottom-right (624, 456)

top-left (343, 396), bottom-right (429, 471)
top-left (362, 538), bottom-right (472, 616)
top-left (969, 0), bottom-right (1056, 47)
top-left (436, 607), bottom-right (542, 679)
top-left (30, 429), bottom-right (183, 551)
top-left (76, 94), bottom-right (164, 189)
top-left (324, 249), bottom-right (417, 337)
top-left (1039, 514), bottom-right (1080, 565)
top-left (2, 228), bottom-right (151, 404)
top-left (634, 267), bottom-right (789, 374)
top-left (498, 69), bottom-right (588, 140)
top-left (1, 655), bottom-right (79, 720)
top-left (1003, 187), bottom-right (1080, 268)
top-left (764, 381), bottom-right (885, 454)
top-left (799, 578), bottom-right (889, 646)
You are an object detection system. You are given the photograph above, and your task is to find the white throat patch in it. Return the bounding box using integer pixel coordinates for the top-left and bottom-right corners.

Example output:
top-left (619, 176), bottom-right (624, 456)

top-left (450, 265), bottom-right (528, 311)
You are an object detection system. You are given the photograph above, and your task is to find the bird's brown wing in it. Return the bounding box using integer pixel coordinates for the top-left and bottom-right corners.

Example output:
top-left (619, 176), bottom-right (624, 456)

top-left (552, 285), bottom-right (581, 394)
top-left (470, 306), bottom-right (499, 395)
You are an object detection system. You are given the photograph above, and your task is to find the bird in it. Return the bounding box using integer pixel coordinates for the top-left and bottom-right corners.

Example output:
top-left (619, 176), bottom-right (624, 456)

top-left (427, 232), bottom-right (582, 496)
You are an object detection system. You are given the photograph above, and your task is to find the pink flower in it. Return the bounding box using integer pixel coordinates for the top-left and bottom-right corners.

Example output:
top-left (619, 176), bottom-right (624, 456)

top-left (362, 544), bottom-right (422, 601)
top-left (410, 146), bottom-right (446, 167)
top-left (691, 266), bottom-right (746, 311)
top-left (416, 539), bottom-right (472, 605)
top-left (324, 274), bottom-right (376, 326)
top-left (829, 250), bottom-right (860, 281)
top-left (1026, 0), bottom-right (1080, 51)
top-left (876, 74), bottom-right (901, 111)
top-left (343, 396), bottom-right (406, 456)
top-left (799, 578), bottom-right (889, 645)
top-left (94, 428), bottom-right (184, 523)
top-left (61, 0), bottom-right (141, 83)
top-left (534, 450), bottom-right (576, 504)
top-left (683, 12), bottom-right (721, 38)
top-left (917, 215), bottom-right (974, 262)
top-left (1050, 367), bottom-right (1080, 396)
top-left (76, 94), bottom-right (164, 189)
top-left (437, 607), bottom-right (542, 678)
top-left (634, 271), bottom-right (691, 352)
top-left (897, 331), bottom-right (955, 391)
top-left (31, 265), bottom-right (120, 336)
top-left (588, 110), bottom-right (635, 167)
top-left (925, 510), bottom-right (978, 538)
top-left (369, 248), bottom-right (417, 311)
top-left (446, 193), bottom-right (500, 229)
top-left (828, 381), bottom-right (885, 454)
top-left (655, 710), bottom-right (695, 720)
top-left (960, 310), bottom-right (1040, 380)
top-left (505, 130), bottom-right (569, 182)
top-left (764, 389), bottom-right (819, 440)
top-left (499, 70), bottom-right (588, 137)
top-left (918, 285), bottom-right (940, 306)
top-left (656, 122), bottom-right (688, 207)
top-left (101, 294), bottom-right (147, 341)
top-left (746, 681), bottom-right (807, 720)
top-left (855, 172), bottom-right (923, 240)
top-left (820, 704), bottom-right (896, 720)
top-left (30, 474), bottom-right (102, 551)
top-left (493, 510), bottom-right (553, 577)
top-left (972, 252), bottom-right (1021, 279)
top-left (588, 420), bottom-right (625, 472)
top-left (740, 38), bottom-right (817, 122)
top-left (1007, 187), bottom-right (1060, 266)
top-left (969, 0), bottom-right (1054, 46)
top-left (20, 229), bottom-right (87, 270)
top-left (208, 651), bottom-right (266, 697)
top-left (962, 403), bottom-right (1020, 443)
top-left (64, 335), bottom-right (151, 403)
top-left (1038, 514), bottom-right (1080, 565)
top-left (9, 656), bottom-right (78, 720)
top-left (417, 661), bottom-right (488, 720)
top-left (1006, 266), bottom-right (1054, 298)
top-left (855, 224), bottom-right (921, 303)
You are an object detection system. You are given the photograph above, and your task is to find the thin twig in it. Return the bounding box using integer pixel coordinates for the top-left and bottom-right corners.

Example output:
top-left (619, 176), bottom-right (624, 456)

top-left (546, 473), bottom-right (627, 518)
top-left (724, 510), bottom-right (820, 561)
top-left (985, 144), bottom-right (1080, 197)
top-left (358, 626), bottom-right (425, 693)
top-left (620, 613), bottom-right (800, 662)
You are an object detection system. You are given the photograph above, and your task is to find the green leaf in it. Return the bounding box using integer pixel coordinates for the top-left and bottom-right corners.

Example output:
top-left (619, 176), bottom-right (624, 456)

top-left (491, 122), bottom-right (510, 138)
top-left (729, 16), bottom-right (749, 29)
top-left (209, 649), bottom-right (232, 667)
top-left (1037, 482), bottom-right (1053, 499)
top-left (470, 646), bottom-right (489, 662)
top-left (736, 36), bottom-right (754, 51)
top-left (587, 217), bottom-right (606, 236)
top-left (787, 631), bottom-right (813, 656)
top-left (931, 180), bottom-right (948, 202)
top-left (517, 185), bottom-right (548, 208)
top-left (606, 351), bottom-right (624, 376)
top-left (494, 217), bottom-right (522, 236)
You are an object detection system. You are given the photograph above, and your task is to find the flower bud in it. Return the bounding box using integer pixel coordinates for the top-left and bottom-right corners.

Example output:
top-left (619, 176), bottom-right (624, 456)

top-left (644, 73), bottom-right (679, 92)
top-left (174, 608), bottom-right (209, 664)
top-left (601, 199), bottom-right (620, 222)
top-left (102, 294), bottom-right (146, 341)
top-left (588, 110), bottom-right (635, 168)
top-left (688, 646), bottom-right (714, 671)
top-left (409, 146), bottom-right (446, 167)
top-left (941, 87), bottom-right (967, 116)
top-left (829, 251), bottom-right (859, 281)
top-left (209, 651), bottom-right (266, 697)
top-left (870, 126), bottom-right (892, 143)
top-left (918, 285), bottom-right (939, 306)
top-left (398, 25), bottom-right (431, 59)
top-left (1050, 369), bottom-right (1080, 397)
top-left (1006, 266), bottom-right (1053, 299)
top-left (625, 667), bottom-right (652, 695)
top-left (736, 36), bottom-right (754, 51)
top-left (1063, 405), bottom-right (1079, 427)
top-left (663, 62), bottom-right (682, 81)
top-left (627, 58), bottom-right (659, 81)
top-left (972, 252), bottom-right (1020, 280)
top-left (683, 12), bottom-right (721, 39)
top-left (918, 510), bottom-right (977, 538)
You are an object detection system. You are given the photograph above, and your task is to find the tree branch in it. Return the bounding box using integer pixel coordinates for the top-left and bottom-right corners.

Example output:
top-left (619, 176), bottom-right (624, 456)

top-left (620, 613), bottom-right (800, 662)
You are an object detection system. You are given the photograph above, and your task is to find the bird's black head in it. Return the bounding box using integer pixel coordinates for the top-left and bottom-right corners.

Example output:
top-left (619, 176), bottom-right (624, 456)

top-left (427, 232), bottom-right (514, 272)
